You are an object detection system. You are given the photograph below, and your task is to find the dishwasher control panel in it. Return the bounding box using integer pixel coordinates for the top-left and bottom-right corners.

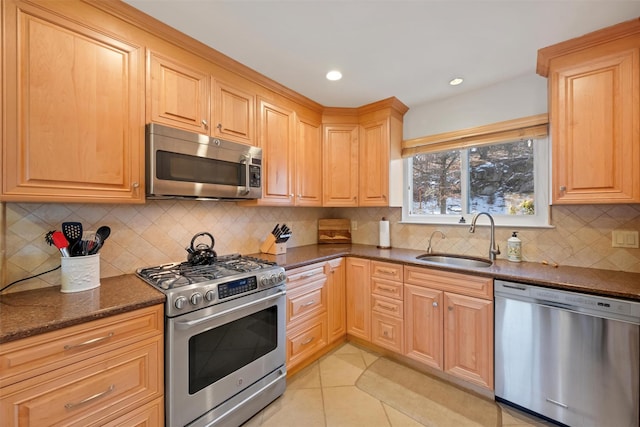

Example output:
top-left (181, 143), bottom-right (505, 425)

top-left (495, 280), bottom-right (640, 323)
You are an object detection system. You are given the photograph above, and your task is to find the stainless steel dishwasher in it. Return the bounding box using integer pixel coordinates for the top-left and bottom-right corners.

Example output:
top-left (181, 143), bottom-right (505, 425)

top-left (495, 280), bottom-right (640, 427)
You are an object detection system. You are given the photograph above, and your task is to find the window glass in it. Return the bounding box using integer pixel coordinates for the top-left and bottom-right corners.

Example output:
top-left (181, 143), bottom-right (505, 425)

top-left (468, 140), bottom-right (534, 216)
top-left (411, 151), bottom-right (461, 215)
top-left (403, 138), bottom-right (549, 227)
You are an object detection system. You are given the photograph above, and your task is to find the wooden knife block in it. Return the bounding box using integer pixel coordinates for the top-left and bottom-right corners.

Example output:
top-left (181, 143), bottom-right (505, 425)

top-left (260, 234), bottom-right (287, 255)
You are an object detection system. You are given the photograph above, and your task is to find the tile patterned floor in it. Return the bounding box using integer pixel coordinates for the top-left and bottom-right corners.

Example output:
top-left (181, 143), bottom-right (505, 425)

top-left (243, 343), bottom-right (556, 427)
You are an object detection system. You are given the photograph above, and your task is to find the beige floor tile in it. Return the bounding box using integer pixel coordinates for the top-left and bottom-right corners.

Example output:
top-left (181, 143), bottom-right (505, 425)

top-left (499, 405), bottom-right (550, 427)
top-left (331, 342), bottom-right (363, 355)
top-left (323, 385), bottom-right (391, 427)
top-left (260, 388), bottom-right (325, 427)
top-left (288, 361), bottom-right (321, 390)
top-left (360, 347), bottom-right (381, 367)
top-left (382, 403), bottom-right (426, 427)
top-left (319, 353), bottom-right (367, 387)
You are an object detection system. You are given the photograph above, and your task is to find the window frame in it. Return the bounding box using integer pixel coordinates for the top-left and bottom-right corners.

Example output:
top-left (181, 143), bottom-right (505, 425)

top-left (401, 137), bottom-right (551, 228)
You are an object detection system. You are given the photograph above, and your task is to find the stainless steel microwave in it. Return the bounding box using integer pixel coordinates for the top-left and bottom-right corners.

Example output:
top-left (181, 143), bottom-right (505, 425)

top-left (145, 123), bottom-right (262, 200)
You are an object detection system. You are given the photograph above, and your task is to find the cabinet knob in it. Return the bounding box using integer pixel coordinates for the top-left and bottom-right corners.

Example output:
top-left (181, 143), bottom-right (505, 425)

top-left (202, 119), bottom-right (208, 128)
top-left (217, 123), bottom-right (222, 130)
top-left (432, 301), bottom-right (438, 307)
top-left (559, 186), bottom-right (566, 192)
top-left (132, 182), bottom-right (139, 189)
top-left (298, 194), bottom-right (302, 198)
top-left (448, 306), bottom-right (453, 311)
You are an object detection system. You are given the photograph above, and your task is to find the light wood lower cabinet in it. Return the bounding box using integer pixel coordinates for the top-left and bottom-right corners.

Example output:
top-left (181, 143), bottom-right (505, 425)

top-left (0, 305), bottom-right (164, 426)
top-left (404, 266), bottom-right (494, 390)
top-left (285, 262), bottom-right (328, 373)
top-left (370, 261), bottom-right (404, 353)
top-left (345, 258), bottom-right (371, 340)
top-left (326, 258), bottom-right (347, 343)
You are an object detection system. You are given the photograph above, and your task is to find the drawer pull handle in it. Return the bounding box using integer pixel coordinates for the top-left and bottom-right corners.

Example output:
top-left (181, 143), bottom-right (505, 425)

top-left (65, 384), bottom-right (115, 410)
top-left (301, 336), bottom-right (314, 345)
top-left (301, 271), bottom-right (320, 278)
top-left (545, 397), bottom-right (568, 409)
top-left (64, 332), bottom-right (114, 351)
top-left (378, 285), bottom-right (396, 292)
top-left (378, 268), bottom-right (396, 275)
top-left (377, 303), bottom-right (397, 312)
top-left (301, 300), bottom-right (316, 307)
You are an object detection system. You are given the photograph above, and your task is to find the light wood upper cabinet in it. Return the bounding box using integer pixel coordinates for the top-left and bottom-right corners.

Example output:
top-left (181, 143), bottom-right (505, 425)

top-left (212, 79), bottom-right (255, 145)
top-left (359, 119), bottom-right (390, 206)
top-left (295, 115), bottom-right (323, 206)
top-left (323, 124), bottom-right (359, 206)
top-left (1, 0), bottom-right (144, 203)
top-left (537, 19), bottom-right (640, 204)
top-left (149, 51), bottom-right (210, 134)
top-left (257, 98), bottom-right (295, 204)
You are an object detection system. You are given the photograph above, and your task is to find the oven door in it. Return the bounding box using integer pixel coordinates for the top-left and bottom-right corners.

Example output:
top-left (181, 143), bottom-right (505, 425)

top-left (166, 285), bottom-right (286, 427)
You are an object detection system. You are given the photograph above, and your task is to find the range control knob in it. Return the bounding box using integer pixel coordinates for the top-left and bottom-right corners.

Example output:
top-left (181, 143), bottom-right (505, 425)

top-left (261, 276), bottom-right (270, 287)
top-left (205, 290), bottom-right (216, 302)
top-left (175, 296), bottom-right (187, 310)
top-left (190, 292), bottom-right (203, 305)
top-left (278, 272), bottom-right (286, 282)
top-left (270, 274), bottom-right (278, 284)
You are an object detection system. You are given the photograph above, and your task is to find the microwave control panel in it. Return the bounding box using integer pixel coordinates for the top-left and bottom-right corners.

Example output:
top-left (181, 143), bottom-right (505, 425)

top-left (249, 165), bottom-right (261, 188)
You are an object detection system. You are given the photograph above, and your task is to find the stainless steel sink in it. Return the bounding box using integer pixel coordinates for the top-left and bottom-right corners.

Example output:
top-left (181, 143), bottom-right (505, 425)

top-left (415, 253), bottom-right (493, 268)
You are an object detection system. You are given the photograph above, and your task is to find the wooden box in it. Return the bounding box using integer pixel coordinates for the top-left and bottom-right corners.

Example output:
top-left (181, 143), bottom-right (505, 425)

top-left (318, 219), bottom-right (351, 244)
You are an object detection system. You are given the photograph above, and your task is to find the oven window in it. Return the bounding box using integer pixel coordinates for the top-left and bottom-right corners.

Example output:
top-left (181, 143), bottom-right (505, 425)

top-left (156, 150), bottom-right (245, 186)
top-left (188, 306), bottom-right (278, 394)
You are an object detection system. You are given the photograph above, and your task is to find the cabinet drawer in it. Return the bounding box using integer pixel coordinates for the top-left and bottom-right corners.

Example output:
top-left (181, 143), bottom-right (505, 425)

top-left (286, 279), bottom-right (327, 327)
top-left (286, 317), bottom-right (327, 369)
top-left (0, 305), bottom-right (163, 388)
top-left (286, 262), bottom-right (326, 289)
top-left (372, 294), bottom-right (403, 319)
top-left (101, 396), bottom-right (164, 427)
top-left (0, 337), bottom-right (163, 427)
top-left (372, 277), bottom-right (403, 300)
top-left (404, 266), bottom-right (493, 300)
top-left (371, 261), bottom-right (403, 282)
top-left (371, 313), bottom-right (404, 353)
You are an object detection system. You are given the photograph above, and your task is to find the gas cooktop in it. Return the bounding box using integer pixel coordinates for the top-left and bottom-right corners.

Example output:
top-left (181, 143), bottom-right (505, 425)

top-left (136, 254), bottom-right (286, 317)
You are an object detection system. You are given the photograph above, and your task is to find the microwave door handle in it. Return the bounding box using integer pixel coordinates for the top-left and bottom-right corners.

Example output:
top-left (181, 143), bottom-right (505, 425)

top-left (241, 155), bottom-right (251, 195)
top-left (175, 289), bottom-right (285, 330)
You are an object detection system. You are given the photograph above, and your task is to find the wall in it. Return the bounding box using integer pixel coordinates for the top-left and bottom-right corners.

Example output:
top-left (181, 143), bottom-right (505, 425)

top-left (403, 73), bottom-right (548, 139)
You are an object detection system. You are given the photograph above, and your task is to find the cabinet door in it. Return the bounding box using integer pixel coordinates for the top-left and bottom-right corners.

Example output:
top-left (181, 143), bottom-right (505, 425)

top-left (550, 39), bottom-right (640, 204)
top-left (404, 284), bottom-right (443, 370)
top-left (212, 79), bottom-right (255, 145)
top-left (359, 119), bottom-right (390, 206)
top-left (345, 258), bottom-right (371, 340)
top-left (326, 258), bottom-right (346, 343)
top-left (149, 51), bottom-right (210, 134)
top-left (2, 1), bottom-right (144, 203)
top-left (323, 125), bottom-right (359, 206)
top-left (295, 115), bottom-right (322, 206)
top-left (257, 98), bottom-right (295, 205)
top-left (444, 292), bottom-right (493, 390)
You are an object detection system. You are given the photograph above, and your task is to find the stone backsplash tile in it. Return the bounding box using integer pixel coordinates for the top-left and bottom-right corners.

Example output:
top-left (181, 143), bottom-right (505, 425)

top-left (2, 201), bottom-right (639, 293)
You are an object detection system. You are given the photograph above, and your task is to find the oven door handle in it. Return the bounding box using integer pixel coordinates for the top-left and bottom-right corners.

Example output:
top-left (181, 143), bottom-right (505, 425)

top-left (175, 289), bottom-right (285, 329)
top-left (241, 154), bottom-right (251, 195)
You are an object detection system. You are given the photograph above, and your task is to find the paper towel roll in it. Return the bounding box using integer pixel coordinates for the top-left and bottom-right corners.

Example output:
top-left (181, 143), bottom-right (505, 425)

top-left (378, 218), bottom-right (391, 248)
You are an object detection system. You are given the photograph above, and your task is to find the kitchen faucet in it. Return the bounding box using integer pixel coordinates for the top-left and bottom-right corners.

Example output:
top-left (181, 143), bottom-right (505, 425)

top-left (469, 212), bottom-right (500, 261)
top-left (427, 230), bottom-right (446, 254)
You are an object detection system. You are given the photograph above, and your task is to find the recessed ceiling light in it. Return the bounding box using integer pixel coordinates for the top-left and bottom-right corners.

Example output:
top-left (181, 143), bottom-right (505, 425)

top-left (326, 70), bottom-right (342, 81)
top-left (449, 77), bottom-right (464, 86)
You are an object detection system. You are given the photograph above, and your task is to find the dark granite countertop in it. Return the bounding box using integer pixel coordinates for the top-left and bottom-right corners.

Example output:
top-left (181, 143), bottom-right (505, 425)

top-left (3, 243), bottom-right (639, 345)
top-left (0, 274), bottom-right (165, 344)
top-left (250, 244), bottom-right (640, 301)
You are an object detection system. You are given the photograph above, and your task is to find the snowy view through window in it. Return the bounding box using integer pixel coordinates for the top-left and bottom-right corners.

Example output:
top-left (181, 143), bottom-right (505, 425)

top-left (410, 140), bottom-right (535, 216)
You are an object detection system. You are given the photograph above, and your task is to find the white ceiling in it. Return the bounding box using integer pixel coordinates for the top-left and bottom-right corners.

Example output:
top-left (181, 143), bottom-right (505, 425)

top-left (124, 0), bottom-right (640, 109)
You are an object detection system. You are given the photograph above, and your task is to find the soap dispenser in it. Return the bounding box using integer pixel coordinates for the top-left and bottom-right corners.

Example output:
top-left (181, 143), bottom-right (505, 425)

top-left (507, 231), bottom-right (522, 262)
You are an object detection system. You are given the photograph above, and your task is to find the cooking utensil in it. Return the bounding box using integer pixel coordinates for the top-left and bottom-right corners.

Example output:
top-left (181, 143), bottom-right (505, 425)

top-left (62, 222), bottom-right (83, 256)
top-left (87, 225), bottom-right (111, 255)
top-left (51, 231), bottom-right (71, 257)
top-left (186, 232), bottom-right (217, 265)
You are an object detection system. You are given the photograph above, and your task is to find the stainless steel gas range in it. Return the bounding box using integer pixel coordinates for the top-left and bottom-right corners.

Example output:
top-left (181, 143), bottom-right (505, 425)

top-left (137, 254), bottom-right (287, 427)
